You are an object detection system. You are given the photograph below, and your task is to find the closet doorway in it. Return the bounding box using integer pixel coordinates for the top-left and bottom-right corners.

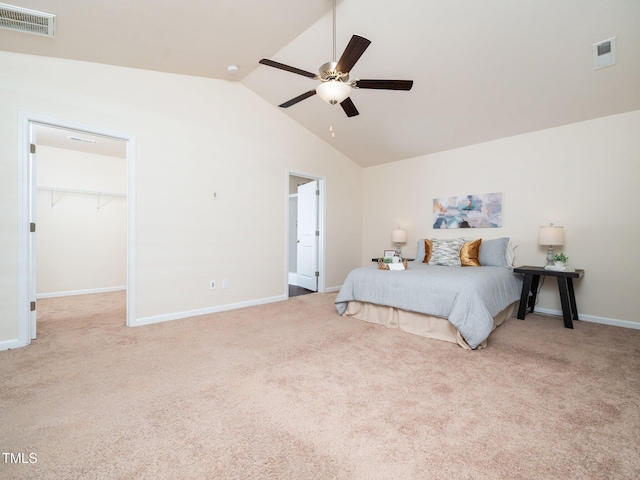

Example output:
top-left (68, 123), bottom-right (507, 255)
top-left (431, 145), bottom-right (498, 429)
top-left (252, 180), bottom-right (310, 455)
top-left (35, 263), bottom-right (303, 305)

top-left (17, 114), bottom-right (136, 347)
top-left (287, 172), bottom-right (325, 298)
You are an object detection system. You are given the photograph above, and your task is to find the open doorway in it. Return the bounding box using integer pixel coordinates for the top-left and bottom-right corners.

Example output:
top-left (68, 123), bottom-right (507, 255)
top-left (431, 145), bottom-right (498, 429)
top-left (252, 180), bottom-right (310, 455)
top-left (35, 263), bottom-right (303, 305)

top-left (17, 113), bottom-right (136, 347)
top-left (287, 172), bottom-right (325, 298)
top-left (35, 125), bottom-right (127, 327)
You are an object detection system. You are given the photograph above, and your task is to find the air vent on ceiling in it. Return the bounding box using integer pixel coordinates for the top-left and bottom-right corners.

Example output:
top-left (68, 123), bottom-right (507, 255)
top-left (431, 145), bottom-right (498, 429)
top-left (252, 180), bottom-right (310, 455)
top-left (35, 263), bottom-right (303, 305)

top-left (592, 37), bottom-right (616, 70)
top-left (0, 3), bottom-right (55, 38)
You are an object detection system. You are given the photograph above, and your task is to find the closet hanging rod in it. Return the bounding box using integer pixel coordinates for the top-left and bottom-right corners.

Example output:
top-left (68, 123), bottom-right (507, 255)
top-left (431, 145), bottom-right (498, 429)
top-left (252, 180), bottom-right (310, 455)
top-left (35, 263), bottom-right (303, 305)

top-left (36, 186), bottom-right (126, 198)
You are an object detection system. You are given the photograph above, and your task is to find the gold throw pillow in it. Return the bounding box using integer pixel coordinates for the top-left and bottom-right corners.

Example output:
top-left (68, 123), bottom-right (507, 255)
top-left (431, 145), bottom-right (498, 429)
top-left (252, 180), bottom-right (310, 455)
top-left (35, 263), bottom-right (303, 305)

top-left (460, 238), bottom-right (482, 266)
top-left (422, 239), bottom-right (432, 263)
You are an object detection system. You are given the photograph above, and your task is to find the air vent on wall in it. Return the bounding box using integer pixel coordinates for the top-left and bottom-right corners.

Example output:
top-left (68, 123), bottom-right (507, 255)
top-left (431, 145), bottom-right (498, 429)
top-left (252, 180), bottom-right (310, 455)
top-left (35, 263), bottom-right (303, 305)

top-left (593, 37), bottom-right (616, 70)
top-left (0, 3), bottom-right (55, 38)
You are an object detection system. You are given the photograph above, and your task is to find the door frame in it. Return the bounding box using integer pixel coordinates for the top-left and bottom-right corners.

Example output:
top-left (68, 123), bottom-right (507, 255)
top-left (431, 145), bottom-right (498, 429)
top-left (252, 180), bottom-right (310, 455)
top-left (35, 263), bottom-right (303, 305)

top-left (17, 112), bottom-right (136, 347)
top-left (286, 170), bottom-right (325, 296)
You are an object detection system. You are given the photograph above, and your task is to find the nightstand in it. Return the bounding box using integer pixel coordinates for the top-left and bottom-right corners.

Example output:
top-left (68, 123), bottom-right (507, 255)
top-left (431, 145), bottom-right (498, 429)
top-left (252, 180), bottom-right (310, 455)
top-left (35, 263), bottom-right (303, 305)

top-left (513, 266), bottom-right (585, 329)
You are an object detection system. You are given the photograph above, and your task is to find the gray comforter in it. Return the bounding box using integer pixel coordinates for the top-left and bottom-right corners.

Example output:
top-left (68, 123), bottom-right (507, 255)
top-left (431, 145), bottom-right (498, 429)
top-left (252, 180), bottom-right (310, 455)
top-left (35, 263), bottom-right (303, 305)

top-left (335, 262), bottom-right (523, 348)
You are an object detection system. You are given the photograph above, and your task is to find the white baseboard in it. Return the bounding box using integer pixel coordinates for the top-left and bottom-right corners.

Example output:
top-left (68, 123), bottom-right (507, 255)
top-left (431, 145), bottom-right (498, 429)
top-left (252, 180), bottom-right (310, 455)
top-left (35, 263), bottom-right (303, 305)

top-left (288, 272), bottom-right (298, 285)
top-left (0, 338), bottom-right (19, 351)
top-left (325, 285), bottom-right (342, 293)
top-left (132, 294), bottom-right (287, 327)
top-left (37, 286), bottom-right (126, 299)
top-left (534, 307), bottom-right (640, 330)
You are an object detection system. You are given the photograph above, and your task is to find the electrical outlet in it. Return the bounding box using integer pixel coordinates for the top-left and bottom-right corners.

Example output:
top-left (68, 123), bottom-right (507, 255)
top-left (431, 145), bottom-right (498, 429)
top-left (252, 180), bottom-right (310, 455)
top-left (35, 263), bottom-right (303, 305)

top-left (222, 279), bottom-right (228, 289)
top-left (209, 280), bottom-right (216, 290)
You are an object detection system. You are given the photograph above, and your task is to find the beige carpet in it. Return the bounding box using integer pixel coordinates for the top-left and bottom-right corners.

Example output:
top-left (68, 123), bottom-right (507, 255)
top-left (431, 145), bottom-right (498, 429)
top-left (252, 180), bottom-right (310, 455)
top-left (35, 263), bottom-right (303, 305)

top-left (1, 291), bottom-right (639, 480)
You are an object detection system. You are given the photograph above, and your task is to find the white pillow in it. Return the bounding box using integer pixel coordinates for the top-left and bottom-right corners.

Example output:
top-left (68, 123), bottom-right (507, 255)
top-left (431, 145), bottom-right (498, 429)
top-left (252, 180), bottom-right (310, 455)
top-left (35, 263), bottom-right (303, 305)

top-left (506, 241), bottom-right (517, 267)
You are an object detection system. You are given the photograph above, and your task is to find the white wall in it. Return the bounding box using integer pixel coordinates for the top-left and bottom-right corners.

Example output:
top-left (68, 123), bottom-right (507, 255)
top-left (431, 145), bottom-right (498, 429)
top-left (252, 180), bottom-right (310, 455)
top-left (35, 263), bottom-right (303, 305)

top-left (363, 110), bottom-right (640, 325)
top-left (36, 146), bottom-right (126, 296)
top-left (0, 52), bottom-right (363, 345)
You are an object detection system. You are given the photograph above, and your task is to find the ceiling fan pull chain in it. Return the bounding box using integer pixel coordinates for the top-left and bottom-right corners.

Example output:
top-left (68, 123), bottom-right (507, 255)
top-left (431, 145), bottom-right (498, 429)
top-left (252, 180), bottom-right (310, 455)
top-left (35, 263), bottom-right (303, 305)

top-left (330, 105), bottom-right (337, 138)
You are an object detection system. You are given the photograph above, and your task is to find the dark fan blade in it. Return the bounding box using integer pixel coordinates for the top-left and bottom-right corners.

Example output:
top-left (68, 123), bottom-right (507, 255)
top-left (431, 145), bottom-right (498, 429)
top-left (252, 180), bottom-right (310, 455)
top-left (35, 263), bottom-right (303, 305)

top-left (279, 90), bottom-right (317, 108)
top-left (336, 35), bottom-right (371, 73)
top-left (340, 97), bottom-right (359, 117)
top-left (353, 79), bottom-right (414, 90)
top-left (259, 59), bottom-right (317, 79)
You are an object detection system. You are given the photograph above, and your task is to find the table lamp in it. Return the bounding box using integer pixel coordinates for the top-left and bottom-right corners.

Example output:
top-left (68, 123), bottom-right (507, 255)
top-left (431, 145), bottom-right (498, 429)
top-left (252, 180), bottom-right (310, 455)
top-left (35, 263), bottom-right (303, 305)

top-left (391, 229), bottom-right (407, 258)
top-left (538, 224), bottom-right (564, 266)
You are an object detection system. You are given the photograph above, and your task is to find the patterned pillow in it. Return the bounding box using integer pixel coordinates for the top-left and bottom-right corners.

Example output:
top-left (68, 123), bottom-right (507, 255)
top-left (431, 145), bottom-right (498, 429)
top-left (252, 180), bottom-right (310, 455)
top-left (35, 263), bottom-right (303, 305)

top-left (460, 238), bottom-right (482, 266)
top-left (428, 238), bottom-right (465, 267)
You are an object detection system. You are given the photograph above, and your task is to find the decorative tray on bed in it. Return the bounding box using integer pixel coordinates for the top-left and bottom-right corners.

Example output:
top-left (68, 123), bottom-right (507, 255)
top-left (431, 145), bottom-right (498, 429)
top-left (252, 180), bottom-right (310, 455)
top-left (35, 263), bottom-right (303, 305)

top-left (378, 258), bottom-right (408, 270)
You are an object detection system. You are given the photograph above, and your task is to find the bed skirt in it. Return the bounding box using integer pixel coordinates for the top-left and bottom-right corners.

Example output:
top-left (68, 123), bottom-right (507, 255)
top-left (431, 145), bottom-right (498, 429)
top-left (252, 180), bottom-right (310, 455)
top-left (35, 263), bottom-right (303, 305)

top-left (343, 301), bottom-right (519, 349)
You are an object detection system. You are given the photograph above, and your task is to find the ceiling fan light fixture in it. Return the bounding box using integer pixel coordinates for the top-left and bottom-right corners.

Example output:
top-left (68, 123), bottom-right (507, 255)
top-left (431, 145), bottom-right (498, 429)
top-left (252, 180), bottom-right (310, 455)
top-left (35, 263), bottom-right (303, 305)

top-left (316, 80), bottom-right (351, 105)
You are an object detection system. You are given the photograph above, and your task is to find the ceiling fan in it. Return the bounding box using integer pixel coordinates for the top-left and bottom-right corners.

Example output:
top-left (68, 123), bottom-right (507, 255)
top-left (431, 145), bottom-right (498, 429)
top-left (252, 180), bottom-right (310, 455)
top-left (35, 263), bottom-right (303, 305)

top-left (258, 0), bottom-right (413, 118)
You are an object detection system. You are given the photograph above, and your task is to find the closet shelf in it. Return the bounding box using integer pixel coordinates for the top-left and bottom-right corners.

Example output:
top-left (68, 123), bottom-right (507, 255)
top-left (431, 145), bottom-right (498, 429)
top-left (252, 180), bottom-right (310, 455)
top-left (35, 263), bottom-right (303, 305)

top-left (37, 186), bottom-right (126, 197)
top-left (37, 186), bottom-right (125, 210)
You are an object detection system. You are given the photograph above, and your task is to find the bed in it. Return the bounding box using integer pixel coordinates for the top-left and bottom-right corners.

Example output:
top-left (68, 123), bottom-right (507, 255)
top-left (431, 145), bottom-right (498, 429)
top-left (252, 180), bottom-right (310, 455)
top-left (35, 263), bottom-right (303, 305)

top-left (335, 237), bottom-right (523, 349)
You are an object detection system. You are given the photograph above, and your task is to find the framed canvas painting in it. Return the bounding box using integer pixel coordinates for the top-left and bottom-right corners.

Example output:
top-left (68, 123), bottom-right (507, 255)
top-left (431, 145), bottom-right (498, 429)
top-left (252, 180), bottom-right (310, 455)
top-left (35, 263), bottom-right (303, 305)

top-left (433, 192), bottom-right (502, 228)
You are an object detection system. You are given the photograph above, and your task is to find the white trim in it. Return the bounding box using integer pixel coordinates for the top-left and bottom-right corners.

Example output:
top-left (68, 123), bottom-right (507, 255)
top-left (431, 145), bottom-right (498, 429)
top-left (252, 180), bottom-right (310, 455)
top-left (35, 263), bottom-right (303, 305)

top-left (132, 295), bottom-right (287, 327)
top-left (17, 112), bottom-right (136, 347)
top-left (532, 308), bottom-right (640, 330)
top-left (125, 135), bottom-right (136, 326)
top-left (288, 272), bottom-right (298, 285)
top-left (0, 339), bottom-right (20, 351)
top-left (127, 299), bottom-right (640, 331)
top-left (17, 113), bottom-right (31, 347)
top-left (318, 178), bottom-right (326, 293)
top-left (324, 285), bottom-right (342, 293)
top-left (37, 286), bottom-right (126, 299)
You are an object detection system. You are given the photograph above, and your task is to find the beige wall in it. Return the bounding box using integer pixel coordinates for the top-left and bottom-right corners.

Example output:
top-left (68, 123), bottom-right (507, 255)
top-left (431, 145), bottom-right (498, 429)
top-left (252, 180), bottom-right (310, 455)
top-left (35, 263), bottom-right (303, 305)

top-left (0, 52), bottom-right (363, 345)
top-left (2, 50), bottom-right (636, 346)
top-left (36, 146), bottom-right (127, 296)
top-left (363, 110), bottom-right (640, 325)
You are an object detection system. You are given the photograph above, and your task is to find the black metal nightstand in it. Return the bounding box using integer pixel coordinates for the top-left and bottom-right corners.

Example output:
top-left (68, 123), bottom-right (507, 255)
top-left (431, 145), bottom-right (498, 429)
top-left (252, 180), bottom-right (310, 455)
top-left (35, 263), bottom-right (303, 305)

top-left (514, 265), bottom-right (585, 329)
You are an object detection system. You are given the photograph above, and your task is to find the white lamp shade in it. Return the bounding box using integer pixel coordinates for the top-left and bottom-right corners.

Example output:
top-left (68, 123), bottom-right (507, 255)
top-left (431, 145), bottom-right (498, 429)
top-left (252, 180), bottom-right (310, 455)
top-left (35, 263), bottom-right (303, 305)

top-left (391, 229), bottom-right (407, 243)
top-left (316, 81), bottom-right (351, 104)
top-left (538, 225), bottom-right (565, 246)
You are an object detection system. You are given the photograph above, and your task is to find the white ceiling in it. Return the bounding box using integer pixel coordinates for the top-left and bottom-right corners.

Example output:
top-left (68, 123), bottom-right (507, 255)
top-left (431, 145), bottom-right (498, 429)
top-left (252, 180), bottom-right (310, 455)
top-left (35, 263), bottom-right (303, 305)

top-left (34, 124), bottom-right (126, 158)
top-left (2, 0), bottom-right (639, 167)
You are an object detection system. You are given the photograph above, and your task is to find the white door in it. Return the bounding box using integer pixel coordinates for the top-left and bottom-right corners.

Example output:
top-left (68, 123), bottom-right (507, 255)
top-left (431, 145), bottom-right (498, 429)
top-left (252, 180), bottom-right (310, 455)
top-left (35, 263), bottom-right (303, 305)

top-left (296, 180), bottom-right (318, 291)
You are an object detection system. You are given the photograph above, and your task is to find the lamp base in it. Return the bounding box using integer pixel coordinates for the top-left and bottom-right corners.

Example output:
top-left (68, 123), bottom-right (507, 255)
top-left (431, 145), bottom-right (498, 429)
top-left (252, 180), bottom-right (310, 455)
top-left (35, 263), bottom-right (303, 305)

top-left (396, 243), bottom-right (402, 258)
top-left (546, 246), bottom-right (554, 266)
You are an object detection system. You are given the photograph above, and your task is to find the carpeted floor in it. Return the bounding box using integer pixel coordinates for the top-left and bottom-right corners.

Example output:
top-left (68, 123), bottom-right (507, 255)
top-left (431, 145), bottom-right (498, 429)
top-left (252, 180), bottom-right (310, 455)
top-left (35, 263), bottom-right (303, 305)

top-left (1, 291), bottom-right (639, 479)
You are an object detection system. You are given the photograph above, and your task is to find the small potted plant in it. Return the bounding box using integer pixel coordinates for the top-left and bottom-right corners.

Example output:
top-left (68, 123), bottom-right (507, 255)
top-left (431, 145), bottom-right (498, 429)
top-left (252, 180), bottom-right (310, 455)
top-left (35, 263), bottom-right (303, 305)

top-left (552, 252), bottom-right (568, 267)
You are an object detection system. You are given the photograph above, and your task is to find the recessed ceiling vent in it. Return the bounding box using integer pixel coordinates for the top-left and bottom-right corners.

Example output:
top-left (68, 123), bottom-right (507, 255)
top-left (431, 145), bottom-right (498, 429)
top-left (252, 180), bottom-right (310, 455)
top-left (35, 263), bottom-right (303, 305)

top-left (593, 37), bottom-right (616, 70)
top-left (0, 3), bottom-right (55, 38)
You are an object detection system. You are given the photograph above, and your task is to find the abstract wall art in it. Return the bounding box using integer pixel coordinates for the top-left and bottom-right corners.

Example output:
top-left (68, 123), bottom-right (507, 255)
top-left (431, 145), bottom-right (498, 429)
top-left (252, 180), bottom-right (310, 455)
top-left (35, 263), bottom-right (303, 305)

top-left (433, 192), bottom-right (502, 229)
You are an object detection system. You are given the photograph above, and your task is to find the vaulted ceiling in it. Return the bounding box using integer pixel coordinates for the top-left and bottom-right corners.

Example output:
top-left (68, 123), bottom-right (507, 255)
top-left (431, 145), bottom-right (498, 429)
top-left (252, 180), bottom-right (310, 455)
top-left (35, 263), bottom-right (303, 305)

top-left (2, 0), bottom-right (639, 167)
